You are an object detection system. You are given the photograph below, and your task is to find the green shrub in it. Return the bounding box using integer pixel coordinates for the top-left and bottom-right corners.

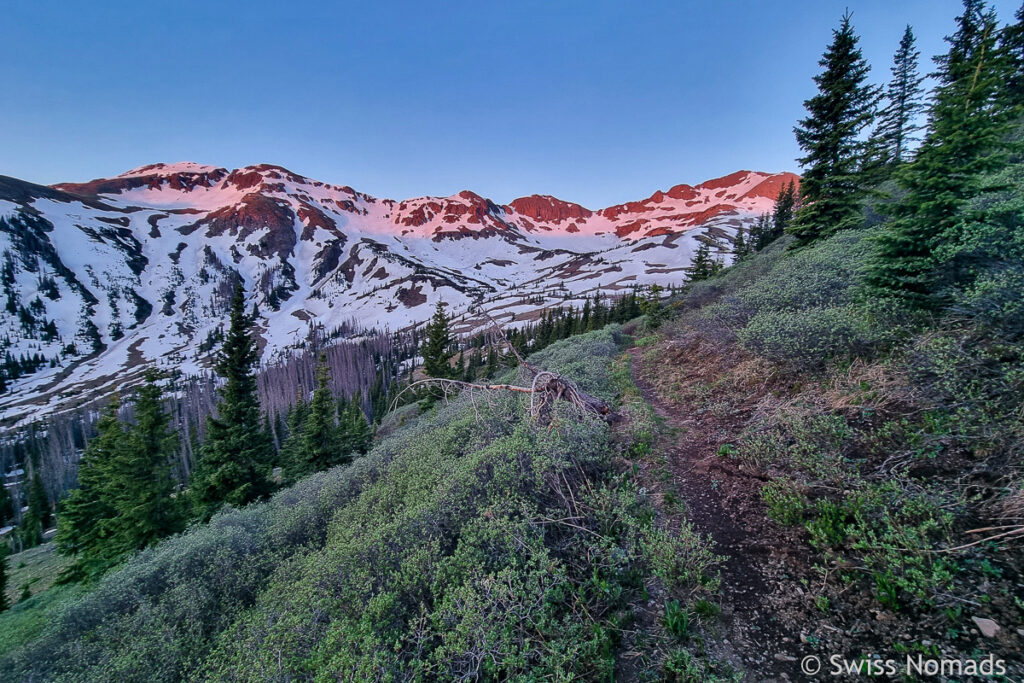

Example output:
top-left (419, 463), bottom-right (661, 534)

top-left (760, 479), bottom-right (806, 525)
top-left (663, 648), bottom-right (703, 682)
top-left (738, 305), bottom-right (879, 367)
top-left (952, 264), bottom-right (1024, 339)
top-left (798, 483), bottom-right (957, 609)
top-left (739, 414), bottom-right (853, 486)
top-left (641, 524), bottom-right (721, 595)
top-left (805, 498), bottom-right (848, 549)
top-left (736, 230), bottom-right (872, 313)
top-left (676, 230), bottom-right (878, 351)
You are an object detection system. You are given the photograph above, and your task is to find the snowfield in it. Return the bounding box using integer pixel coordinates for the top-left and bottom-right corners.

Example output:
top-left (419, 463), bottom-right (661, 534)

top-left (0, 163), bottom-right (797, 423)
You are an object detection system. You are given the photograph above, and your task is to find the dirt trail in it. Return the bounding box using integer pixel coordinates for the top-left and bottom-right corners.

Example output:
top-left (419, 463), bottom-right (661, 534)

top-left (628, 346), bottom-right (812, 681)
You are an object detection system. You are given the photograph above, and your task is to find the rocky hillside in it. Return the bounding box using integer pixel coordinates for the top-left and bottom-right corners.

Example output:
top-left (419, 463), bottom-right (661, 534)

top-left (0, 163), bottom-right (796, 422)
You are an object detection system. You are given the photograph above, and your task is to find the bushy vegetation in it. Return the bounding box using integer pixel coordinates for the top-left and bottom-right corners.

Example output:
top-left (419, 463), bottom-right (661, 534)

top-left (631, 6), bottom-right (1024, 667)
top-left (0, 328), bottom-right (720, 681)
top-left (675, 201), bottom-right (1024, 608)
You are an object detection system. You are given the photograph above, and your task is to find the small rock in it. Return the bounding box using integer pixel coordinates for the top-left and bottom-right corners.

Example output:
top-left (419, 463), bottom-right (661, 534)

top-left (775, 653), bottom-right (797, 662)
top-left (971, 617), bottom-right (1000, 638)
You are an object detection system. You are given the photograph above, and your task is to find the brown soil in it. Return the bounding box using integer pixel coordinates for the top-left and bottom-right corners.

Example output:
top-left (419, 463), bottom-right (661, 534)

top-left (626, 337), bottom-right (1024, 682)
top-left (629, 343), bottom-right (809, 681)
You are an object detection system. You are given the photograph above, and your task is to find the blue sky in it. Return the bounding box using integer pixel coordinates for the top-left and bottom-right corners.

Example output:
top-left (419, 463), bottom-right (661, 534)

top-left (1, 1), bottom-right (1020, 207)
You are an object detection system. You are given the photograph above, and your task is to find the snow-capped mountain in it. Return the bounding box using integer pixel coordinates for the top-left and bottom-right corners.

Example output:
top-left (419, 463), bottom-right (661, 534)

top-left (0, 162), bottom-right (797, 422)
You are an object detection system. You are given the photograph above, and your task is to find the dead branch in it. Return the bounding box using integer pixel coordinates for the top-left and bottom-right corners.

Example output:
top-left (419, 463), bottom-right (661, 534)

top-left (387, 312), bottom-right (617, 422)
top-left (391, 375), bottom-right (615, 423)
top-left (937, 526), bottom-right (1024, 553)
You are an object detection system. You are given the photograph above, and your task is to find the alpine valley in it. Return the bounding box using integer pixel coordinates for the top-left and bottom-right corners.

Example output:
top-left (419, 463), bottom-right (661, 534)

top-left (0, 162), bottom-right (796, 422)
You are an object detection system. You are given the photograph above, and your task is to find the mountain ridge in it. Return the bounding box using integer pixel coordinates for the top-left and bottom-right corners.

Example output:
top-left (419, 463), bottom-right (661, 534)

top-left (0, 163), bottom-right (796, 423)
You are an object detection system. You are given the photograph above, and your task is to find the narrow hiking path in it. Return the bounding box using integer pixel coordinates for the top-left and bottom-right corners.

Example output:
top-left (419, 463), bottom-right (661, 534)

top-left (628, 343), bottom-right (813, 681)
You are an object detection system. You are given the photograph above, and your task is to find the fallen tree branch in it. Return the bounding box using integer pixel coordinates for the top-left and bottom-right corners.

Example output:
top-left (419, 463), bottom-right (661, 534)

top-left (937, 526), bottom-right (1024, 553)
top-left (390, 375), bottom-right (615, 422)
top-left (388, 312), bottom-right (617, 422)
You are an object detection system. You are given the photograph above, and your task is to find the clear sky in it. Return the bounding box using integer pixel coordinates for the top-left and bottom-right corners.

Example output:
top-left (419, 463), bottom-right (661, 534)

top-left (1, 0), bottom-right (1020, 208)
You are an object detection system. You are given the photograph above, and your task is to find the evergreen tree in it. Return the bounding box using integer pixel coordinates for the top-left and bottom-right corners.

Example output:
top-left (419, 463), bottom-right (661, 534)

top-left (591, 293), bottom-right (606, 330)
top-left (338, 399), bottom-right (373, 457)
top-left (1000, 3), bottom-right (1024, 109)
top-left (875, 26), bottom-right (926, 165)
top-left (732, 226), bottom-right (750, 262)
top-left (463, 349), bottom-right (481, 382)
top-left (56, 374), bottom-right (185, 580)
top-left (484, 345), bottom-right (499, 378)
top-left (790, 13), bottom-right (877, 246)
top-left (867, 1), bottom-right (1011, 305)
top-left (369, 371), bottom-right (388, 422)
top-left (302, 358), bottom-right (344, 472)
top-left (104, 370), bottom-right (184, 558)
top-left (20, 469), bottom-right (50, 549)
top-left (580, 299), bottom-right (591, 332)
top-left (0, 482), bottom-right (13, 528)
top-left (190, 286), bottom-right (273, 519)
top-left (56, 398), bottom-right (124, 579)
top-left (421, 302), bottom-right (455, 379)
top-left (278, 393), bottom-right (310, 482)
top-left (763, 180), bottom-right (798, 248)
top-left (747, 213), bottom-right (770, 252)
top-left (639, 284), bottom-right (667, 328)
top-left (684, 242), bottom-right (715, 281)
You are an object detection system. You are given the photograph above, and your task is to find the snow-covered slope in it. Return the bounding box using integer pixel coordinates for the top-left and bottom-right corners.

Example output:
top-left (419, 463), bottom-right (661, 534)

top-left (0, 163), bottom-right (797, 422)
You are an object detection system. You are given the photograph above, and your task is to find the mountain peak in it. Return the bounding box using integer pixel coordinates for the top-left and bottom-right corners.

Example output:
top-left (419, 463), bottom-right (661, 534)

top-left (116, 161), bottom-right (226, 178)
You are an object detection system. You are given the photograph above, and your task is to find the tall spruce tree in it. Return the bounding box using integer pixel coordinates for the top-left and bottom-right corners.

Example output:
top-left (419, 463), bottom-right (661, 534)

top-left (876, 26), bottom-right (926, 165)
top-left (790, 13), bottom-right (877, 246)
top-left (302, 358), bottom-right (344, 472)
top-left (20, 468), bottom-right (50, 549)
top-left (0, 484), bottom-right (13, 528)
top-left (56, 373), bottom-right (185, 580)
top-left (748, 213), bottom-right (770, 252)
top-left (638, 285), bottom-right (666, 329)
top-left (422, 302), bottom-right (455, 379)
top-left (279, 392), bottom-right (310, 482)
top-left (191, 285), bottom-right (273, 518)
top-left (56, 397), bottom-right (124, 579)
top-left (484, 345), bottom-right (499, 378)
top-left (732, 225), bottom-right (750, 261)
top-left (1000, 3), bottom-right (1024, 109)
top-left (867, 1), bottom-right (1011, 305)
top-left (771, 181), bottom-right (797, 241)
top-left (104, 370), bottom-right (184, 558)
top-left (338, 398), bottom-right (373, 457)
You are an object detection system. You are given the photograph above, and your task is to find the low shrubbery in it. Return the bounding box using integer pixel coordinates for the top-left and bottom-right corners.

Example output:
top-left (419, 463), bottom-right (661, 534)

top-left (0, 327), bottom-right (721, 682)
top-left (738, 305), bottom-right (879, 367)
top-left (672, 230), bottom-right (902, 368)
top-left (669, 216), bottom-right (1022, 626)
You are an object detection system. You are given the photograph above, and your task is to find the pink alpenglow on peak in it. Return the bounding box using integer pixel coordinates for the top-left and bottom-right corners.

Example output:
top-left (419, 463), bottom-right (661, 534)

top-left (0, 161), bottom-right (797, 423)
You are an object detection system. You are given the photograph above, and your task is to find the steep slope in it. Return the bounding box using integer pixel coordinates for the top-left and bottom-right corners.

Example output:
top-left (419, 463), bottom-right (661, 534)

top-left (0, 163), bottom-right (797, 422)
